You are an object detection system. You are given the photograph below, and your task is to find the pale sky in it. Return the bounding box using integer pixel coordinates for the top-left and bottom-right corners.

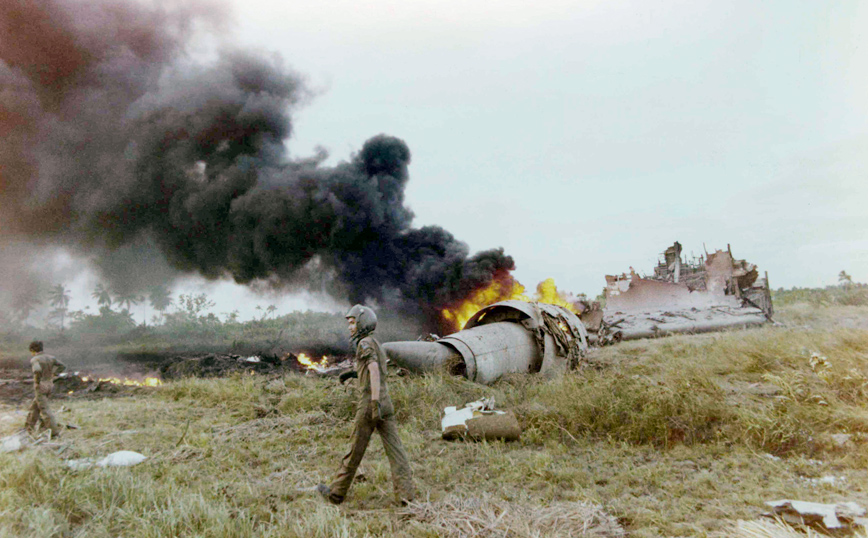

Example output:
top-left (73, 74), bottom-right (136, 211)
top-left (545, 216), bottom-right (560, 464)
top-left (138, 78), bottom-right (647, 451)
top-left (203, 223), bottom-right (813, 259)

top-left (59, 0), bottom-right (868, 320)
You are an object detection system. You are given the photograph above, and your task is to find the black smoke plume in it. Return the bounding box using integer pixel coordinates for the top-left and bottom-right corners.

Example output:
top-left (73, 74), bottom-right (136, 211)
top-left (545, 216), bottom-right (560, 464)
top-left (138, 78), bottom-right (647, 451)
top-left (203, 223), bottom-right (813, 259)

top-left (0, 0), bottom-right (515, 330)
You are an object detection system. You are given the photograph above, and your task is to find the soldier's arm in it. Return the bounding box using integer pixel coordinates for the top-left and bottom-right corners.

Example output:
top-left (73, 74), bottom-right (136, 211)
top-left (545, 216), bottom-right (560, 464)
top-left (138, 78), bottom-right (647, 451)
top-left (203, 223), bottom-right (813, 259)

top-left (358, 341), bottom-right (380, 401)
top-left (54, 360), bottom-right (66, 376)
top-left (32, 361), bottom-right (43, 384)
top-left (368, 361), bottom-right (380, 402)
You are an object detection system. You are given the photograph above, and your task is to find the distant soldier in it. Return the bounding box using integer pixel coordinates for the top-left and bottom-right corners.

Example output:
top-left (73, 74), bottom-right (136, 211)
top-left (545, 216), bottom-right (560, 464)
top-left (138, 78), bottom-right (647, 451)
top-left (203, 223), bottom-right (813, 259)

top-left (317, 305), bottom-right (415, 505)
top-left (25, 340), bottom-right (66, 437)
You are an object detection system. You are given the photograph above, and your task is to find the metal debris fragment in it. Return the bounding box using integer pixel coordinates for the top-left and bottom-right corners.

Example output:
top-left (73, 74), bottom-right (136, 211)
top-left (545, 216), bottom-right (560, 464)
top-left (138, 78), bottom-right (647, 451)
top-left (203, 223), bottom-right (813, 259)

top-left (441, 399), bottom-right (521, 441)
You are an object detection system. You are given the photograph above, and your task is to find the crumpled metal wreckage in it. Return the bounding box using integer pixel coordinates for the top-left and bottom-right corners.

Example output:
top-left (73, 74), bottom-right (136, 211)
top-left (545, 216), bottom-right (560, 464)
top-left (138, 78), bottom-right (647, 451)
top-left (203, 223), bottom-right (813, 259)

top-left (384, 300), bottom-right (588, 385)
top-left (584, 242), bottom-right (774, 344)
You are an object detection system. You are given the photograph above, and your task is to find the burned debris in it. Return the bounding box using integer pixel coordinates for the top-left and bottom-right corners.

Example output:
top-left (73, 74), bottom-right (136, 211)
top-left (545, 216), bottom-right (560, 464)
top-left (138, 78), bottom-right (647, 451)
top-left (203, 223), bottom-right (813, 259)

top-left (157, 351), bottom-right (351, 380)
top-left (383, 300), bottom-right (588, 385)
top-left (159, 353), bottom-right (289, 380)
top-left (0, 351), bottom-right (351, 407)
top-left (583, 242), bottom-right (773, 344)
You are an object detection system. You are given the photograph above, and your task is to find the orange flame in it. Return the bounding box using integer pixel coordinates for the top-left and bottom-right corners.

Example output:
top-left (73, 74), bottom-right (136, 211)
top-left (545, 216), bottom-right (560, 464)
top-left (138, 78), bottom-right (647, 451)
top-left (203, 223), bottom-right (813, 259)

top-left (296, 353), bottom-right (329, 372)
top-left (534, 278), bottom-right (581, 314)
top-left (80, 376), bottom-right (162, 387)
top-left (442, 277), bottom-right (579, 331)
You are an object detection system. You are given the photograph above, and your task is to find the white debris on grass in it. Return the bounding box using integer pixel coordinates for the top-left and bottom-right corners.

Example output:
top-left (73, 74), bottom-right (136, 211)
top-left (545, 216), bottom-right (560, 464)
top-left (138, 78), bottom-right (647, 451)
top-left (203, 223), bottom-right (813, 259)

top-left (441, 398), bottom-right (499, 434)
top-left (66, 450), bottom-right (147, 470)
top-left (809, 352), bottom-right (830, 370)
top-left (766, 500), bottom-right (867, 530)
top-left (241, 356), bottom-right (261, 363)
top-left (0, 433), bottom-right (25, 453)
top-left (441, 398), bottom-right (521, 441)
top-left (800, 475), bottom-right (848, 487)
top-left (830, 433), bottom-right (852, 447)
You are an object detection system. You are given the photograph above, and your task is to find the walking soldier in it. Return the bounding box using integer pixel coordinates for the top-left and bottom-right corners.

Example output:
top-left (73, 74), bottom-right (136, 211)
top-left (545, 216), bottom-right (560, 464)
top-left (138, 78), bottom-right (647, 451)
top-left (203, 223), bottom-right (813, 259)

top-left (318, 305), bottom-right (415, 505)
top-left (25, 340), bottom-right (66, 437)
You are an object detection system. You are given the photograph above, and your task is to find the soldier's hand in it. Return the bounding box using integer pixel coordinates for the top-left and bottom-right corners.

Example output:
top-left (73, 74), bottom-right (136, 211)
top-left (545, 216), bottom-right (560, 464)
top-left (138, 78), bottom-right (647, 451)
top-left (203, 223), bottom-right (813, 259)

top-left (371, 400), bottom-right (382, 421)
top-left (339, 371), bottom-right (358, 384)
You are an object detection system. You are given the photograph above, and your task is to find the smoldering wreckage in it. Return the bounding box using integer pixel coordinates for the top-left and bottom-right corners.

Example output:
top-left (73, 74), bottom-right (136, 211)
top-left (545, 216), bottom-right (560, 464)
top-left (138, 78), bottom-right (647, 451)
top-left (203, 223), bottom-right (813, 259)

top-left (2, 3), bottom-right (861, 530)
top-left (3, 241), bottom-right (774, 422)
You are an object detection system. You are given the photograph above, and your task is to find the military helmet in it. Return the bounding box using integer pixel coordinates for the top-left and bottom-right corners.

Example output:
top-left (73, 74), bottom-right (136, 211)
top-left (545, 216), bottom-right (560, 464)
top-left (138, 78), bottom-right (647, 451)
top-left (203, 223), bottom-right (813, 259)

top-left (345, 304), bottom-right (377, 334)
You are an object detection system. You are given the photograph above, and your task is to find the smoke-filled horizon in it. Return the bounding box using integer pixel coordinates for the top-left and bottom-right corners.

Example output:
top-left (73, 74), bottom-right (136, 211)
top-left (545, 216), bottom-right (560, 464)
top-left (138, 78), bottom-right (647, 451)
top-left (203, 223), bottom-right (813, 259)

top-left (0, 0), bottom-right (515, 330)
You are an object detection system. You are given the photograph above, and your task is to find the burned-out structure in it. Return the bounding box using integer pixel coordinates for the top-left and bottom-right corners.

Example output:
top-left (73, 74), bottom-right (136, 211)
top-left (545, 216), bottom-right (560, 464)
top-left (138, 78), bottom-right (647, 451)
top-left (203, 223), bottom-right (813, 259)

top-left (384, 301), bottom-right (588, 385)
top-left (584, 242), bottom-right (773, 343)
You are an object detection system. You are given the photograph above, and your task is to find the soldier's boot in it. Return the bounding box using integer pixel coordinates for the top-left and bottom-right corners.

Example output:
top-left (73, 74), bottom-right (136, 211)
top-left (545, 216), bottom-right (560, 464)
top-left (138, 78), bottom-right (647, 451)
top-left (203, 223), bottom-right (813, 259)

top-left (316, 484), bottom-right (342, 505)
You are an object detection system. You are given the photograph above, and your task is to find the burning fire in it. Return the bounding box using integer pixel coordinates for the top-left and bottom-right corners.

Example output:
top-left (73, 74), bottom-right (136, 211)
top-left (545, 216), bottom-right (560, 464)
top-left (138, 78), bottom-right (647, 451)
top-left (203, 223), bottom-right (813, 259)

top-left (296, 353), bottom-right (329, 372)
top-left (80, 376), bottom-right (163, 387)
top-left (442, 277), bottom-right (580, 331)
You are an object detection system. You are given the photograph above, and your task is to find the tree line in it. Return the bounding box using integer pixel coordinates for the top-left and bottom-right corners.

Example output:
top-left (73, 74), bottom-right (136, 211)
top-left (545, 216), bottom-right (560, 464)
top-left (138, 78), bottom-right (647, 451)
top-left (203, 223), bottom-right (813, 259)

top-left (2, 281), bottom-right (289, 337)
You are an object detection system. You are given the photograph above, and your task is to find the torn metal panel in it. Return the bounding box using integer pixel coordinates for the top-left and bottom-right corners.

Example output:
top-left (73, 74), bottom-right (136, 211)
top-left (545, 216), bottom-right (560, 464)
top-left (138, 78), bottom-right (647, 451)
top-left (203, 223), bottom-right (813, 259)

top-left (384, 301), bottom-right (588, 385)
top-left (594, 242), bottom-right (773, 342)
top-left (606, 273), bottom-right (724, 312)
top-left (576, 300), bottom-right (604, 333)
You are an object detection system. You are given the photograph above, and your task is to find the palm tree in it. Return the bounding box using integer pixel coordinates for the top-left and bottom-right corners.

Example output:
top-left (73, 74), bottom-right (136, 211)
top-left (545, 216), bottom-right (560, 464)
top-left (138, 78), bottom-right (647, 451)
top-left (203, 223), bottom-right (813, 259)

top-left (839, 270), bottom-right (853, 288)
top-left (266, 305), bottom-right (277, 319)
top-left (148, 285), bottom-right (172, 324)
top-left (91, 283), bottom-right (112, 308)
top-left (114, 290), bottom-right (139, 313)
top-left (48, 284), bottom-right (71, 332)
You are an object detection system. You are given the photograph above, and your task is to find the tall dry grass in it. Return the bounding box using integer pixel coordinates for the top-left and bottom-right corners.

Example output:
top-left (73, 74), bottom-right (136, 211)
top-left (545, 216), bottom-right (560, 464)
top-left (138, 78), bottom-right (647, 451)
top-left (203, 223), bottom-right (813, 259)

top-left (1, 304), bottom-right (867, 536)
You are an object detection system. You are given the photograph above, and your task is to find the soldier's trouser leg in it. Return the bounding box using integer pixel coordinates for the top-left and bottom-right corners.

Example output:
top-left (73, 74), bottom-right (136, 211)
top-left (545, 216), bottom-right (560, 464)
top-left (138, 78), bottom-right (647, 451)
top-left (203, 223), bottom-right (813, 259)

top-left (377, 416), bottom-right (415, 503)
top-left (328, 404), bottom-right (374, 503)
top-left (25, 398), bottom-right (41, 431)
top-left (38, 394), bottom-right (60, 435)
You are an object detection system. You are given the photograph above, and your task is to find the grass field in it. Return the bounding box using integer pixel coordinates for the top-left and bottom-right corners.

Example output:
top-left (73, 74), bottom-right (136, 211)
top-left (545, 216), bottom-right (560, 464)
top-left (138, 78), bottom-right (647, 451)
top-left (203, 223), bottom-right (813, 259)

top-left (1, 304), bottom-right (867, 537)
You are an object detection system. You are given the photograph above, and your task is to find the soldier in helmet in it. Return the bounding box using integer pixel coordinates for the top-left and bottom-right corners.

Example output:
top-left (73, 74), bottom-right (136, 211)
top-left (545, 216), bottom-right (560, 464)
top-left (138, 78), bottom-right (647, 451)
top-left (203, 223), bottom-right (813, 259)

top-left (24, 340), bottom-right (66, 437)
top-left (318, 305), bottom-right (415, 505)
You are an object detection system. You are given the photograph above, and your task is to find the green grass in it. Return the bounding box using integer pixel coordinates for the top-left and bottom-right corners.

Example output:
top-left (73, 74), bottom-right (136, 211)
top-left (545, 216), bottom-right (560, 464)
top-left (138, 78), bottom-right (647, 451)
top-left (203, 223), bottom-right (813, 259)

top-left (1, 304), bottom-right (867, 536)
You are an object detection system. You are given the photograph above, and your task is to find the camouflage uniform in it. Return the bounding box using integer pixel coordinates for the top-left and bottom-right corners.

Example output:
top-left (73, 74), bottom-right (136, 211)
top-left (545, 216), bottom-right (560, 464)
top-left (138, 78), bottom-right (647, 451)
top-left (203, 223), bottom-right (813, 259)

top-left (25, 354), bottom-right (66, 435)
top-left (326, 307), bottom-right (415, 505)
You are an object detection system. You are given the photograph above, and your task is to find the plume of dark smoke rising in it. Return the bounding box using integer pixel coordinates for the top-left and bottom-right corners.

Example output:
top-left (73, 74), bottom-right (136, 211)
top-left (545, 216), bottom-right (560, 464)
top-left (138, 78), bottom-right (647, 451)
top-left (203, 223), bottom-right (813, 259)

top-left (0, 0), bottom-right (515, 330)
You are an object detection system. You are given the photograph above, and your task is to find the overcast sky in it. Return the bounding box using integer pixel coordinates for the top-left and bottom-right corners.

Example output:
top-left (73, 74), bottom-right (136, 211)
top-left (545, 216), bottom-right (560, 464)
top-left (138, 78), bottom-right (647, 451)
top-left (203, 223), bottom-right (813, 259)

top-left (235, 1), bottom-right (867, 281)
top-left (55, 0), bottom-right (868, 319)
